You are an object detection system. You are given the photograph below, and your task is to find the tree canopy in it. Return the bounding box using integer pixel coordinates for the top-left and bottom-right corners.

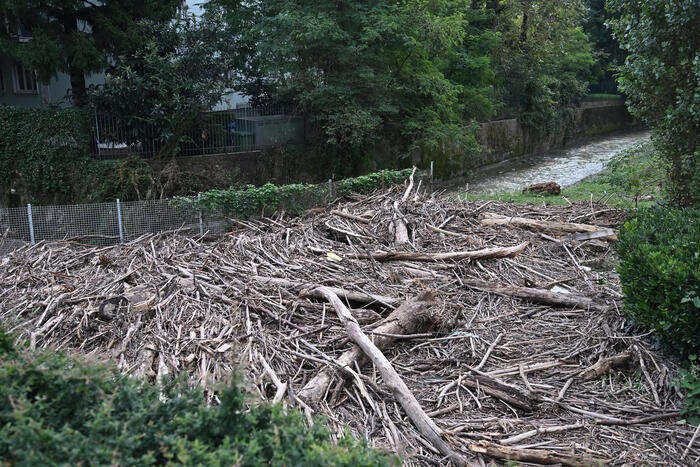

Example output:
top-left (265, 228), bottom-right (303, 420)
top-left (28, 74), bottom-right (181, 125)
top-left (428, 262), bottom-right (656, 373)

top-left (607, 0), bottom-right (699, 206)
top-left (0, 0), bottom-right (180, 106)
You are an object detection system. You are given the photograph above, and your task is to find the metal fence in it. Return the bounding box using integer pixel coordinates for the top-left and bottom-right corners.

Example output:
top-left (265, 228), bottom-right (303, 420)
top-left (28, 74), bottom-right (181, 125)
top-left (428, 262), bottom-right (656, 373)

top-left (90, 105), bottom-right (304, 159)
top-left (0, 198), bottom-right (228, 256)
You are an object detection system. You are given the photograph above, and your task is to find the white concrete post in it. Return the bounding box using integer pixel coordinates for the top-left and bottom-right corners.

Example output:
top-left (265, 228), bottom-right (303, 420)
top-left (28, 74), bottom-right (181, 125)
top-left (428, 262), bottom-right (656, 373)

top-left (27, 204), bottom-right (35, 244)
top-left (116, 199), bottom-right (124, 243)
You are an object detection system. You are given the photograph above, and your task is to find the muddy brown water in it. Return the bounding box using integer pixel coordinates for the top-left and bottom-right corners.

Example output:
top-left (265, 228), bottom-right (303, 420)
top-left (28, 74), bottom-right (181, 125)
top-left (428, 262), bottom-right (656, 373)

top-left (445, 129), bottom-right (651, 194)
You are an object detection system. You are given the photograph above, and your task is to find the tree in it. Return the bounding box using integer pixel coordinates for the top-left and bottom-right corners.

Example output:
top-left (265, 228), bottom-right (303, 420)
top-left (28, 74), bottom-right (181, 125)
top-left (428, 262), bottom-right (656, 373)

top-left (607, 0), bottom-right (699, 206)
top-left (0, 0), bottom-right (180, 106)
top-left (90, 8), bottom-right (235, 162)
top-left (212, 0), bottom-right (494, 176)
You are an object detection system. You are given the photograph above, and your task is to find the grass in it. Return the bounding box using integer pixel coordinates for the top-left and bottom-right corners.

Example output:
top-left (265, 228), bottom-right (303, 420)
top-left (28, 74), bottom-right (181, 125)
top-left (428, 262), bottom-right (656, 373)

top-left (458, 142), bottom-right (665, 208)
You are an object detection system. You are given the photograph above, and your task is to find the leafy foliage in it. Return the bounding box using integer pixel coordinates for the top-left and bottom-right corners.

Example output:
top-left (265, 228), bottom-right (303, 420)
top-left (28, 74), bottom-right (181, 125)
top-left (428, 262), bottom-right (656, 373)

top-left (188, 169), bottom-right (413, 219)
top-left (616, 207), bottom-right (700, 359)
top-left (0, 105), bottom-right (91, 205)
top-left (90, 9), bottom-right (235, 159)
top-left (679, 365), bottom-right (700, 426)
top-left (211, 0), bottom-right (493, 173)
top-left (0, 0), bottom-right (180, 106)
top-left (0, 327), bottom-right (392, 465)
top-left (607, 0), bottom-right (699, 206)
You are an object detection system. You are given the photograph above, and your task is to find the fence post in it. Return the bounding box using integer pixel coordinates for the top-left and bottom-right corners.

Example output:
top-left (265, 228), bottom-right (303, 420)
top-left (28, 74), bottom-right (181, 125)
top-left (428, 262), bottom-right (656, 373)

top-left (198, 193), bottom-right (204, 236)
top-left (116, 199), bottom-right (124, 243)
top-left (328, 179), bottom-right (333, 202)
top-left (430, 161), bottom-right (434, 193)
top-left (27, 204), bottom-right (35, 244)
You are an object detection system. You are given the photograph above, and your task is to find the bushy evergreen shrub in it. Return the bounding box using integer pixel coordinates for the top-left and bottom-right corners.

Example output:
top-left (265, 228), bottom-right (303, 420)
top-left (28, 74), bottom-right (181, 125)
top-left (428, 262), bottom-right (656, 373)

top-left (0, 328), bottom-right (392, 466)
top-left (616, 207), bottom-right (699, 358)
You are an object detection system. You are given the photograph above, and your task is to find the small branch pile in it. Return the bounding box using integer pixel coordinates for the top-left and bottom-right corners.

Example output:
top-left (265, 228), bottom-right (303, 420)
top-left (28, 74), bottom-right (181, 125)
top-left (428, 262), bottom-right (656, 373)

top-left (1, 175), bottom-right (696, 465)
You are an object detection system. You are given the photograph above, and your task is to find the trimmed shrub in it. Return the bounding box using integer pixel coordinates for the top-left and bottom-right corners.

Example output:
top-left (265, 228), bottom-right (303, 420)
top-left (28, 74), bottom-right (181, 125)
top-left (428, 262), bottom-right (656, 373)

top-left (0, 105), bottom-right (92, 205)
top-left (188, 168), bottom-right (414, 219)
top-left (0, 328), bottom-right (392, 465)
top-left (616, 207), bottom-right (700, 358)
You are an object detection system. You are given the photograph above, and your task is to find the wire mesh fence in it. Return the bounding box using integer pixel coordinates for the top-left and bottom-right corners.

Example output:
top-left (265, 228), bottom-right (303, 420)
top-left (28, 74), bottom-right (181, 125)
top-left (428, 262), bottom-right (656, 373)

top-left (90, 105), bottom-right (304, 159)
top-left (0, 198), bottom-right (229, 257)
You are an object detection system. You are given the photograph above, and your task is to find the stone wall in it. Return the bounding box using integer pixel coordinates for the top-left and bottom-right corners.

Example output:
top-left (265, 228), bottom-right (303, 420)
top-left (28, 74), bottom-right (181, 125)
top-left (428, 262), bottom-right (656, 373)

top-left (475, 101), bottom-right (637, 167)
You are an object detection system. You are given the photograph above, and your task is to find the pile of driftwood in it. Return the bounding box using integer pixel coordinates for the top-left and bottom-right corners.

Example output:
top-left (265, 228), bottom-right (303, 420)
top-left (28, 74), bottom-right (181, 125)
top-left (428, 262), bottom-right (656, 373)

top-left (1, 172), bottom-right (697, 465)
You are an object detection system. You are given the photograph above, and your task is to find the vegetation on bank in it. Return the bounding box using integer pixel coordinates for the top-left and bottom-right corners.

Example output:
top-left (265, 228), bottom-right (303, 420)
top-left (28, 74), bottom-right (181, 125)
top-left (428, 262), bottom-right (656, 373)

top-left (459, 141), bottom-right (663, 208)
top-left (0, 328), bottom-right (392, 465)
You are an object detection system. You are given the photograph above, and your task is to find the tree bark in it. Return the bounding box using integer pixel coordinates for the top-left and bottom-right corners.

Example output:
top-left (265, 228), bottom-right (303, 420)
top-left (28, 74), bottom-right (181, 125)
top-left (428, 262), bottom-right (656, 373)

top-left (469, 441), bottom-right (604, 466)
top-left (464, 279), bottom-right (607, 311)
top-left (360, 242), bottom-right (528, 262)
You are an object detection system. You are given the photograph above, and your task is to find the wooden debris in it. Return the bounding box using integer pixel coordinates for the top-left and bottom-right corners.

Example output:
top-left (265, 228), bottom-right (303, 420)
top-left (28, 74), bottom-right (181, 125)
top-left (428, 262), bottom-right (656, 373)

top-left (468, 441), bottom-right (606, 466)
top-left (481, 212), bottom-right (616, 238)
top-left (579, 351), bottom-right (633, 381)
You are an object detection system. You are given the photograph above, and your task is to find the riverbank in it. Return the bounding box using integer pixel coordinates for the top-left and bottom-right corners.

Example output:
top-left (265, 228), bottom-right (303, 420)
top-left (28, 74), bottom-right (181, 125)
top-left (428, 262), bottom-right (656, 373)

top-left (458, 140), bottom-right (663, 209)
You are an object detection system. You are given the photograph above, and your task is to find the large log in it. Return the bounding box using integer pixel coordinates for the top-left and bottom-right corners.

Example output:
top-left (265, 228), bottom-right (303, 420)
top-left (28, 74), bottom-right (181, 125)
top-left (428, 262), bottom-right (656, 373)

top-left (481, 212), bottom-right (617, 239)
top-left (313, 286), bottom-right (469, 466)
top-left (464, 279), bottom-right (607, 311)
top-left (468, 441), bottom-right (605, 466)
top-left (298, 292), bottom-right (435, 403)
top-left (361, 242), bottom-right (528, 262)
top-left (462, 374), bottom-right (538, 412)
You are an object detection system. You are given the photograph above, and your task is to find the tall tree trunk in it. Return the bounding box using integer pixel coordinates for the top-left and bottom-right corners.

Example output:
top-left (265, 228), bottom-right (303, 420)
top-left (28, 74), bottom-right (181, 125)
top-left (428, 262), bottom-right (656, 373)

top-left (520, 9), bottom-right (529, 44)
top-left (63, 14), bottom-right (86, 107)
top-left (69, 64), bottom-right (86, 107)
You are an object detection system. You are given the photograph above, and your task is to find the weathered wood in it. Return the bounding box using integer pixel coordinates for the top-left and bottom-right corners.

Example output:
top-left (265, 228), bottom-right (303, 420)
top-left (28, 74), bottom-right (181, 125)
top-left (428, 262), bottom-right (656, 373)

top-left (481, 212), bottom-right (616, 239)
top-left (361, 242), bottom-right (528, 262)
top-left (298, 292), bottom-right (436, 403)
top-left (462, 374), bottom-right (538, 412)
top-left (313, 286), bottom-right (468, 466)
top-left (392, 167), bottom-right (416, 246)
top-left (500, 422), bottom-right (584, 445)
top-left (468, 441), bottom-right (605, 466)
top-left (465, 279), bottom-right (607, 311)
top-left (252, 275), bottom-right (400, 307)
top-left (579, 352), bottom-right (633, 381)
top-left (331, 210), bottom-right (371, 223)
top-left (566, 228), bottom-right (618, 242)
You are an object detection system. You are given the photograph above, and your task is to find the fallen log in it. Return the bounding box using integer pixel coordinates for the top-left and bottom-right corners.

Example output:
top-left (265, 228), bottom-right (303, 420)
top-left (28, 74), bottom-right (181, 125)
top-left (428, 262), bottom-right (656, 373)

top-left (566, 228), bottom-right (618, 242)
top-left (481, 212), bottom-right (616, 239)
top-left (500, 422), bottom-right (584, 445)
top-left (298, 292), bottom-right (436, 403)
top-left (313, 286), bottom-right (469, 466)
top-left (464, 279), bottom-right (607, 311)
top-left (360, 242), bottom-right (528, 262)
top-left (579, 352), bottom-right (633, 381)
top-left (251, 275), bottom-right (400, 307)
top-left (392, 167), bottom-right (416, 246)
top-left (462, 374), bottom-right (538, 412)
top-left (468, 441), bottom-right (605, 466)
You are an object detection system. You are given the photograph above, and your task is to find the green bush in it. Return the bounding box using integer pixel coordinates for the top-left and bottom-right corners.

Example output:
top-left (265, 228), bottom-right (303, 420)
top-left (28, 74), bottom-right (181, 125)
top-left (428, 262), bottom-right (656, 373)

top-left (0, 105), bottom-right (92, 205)
top-left (0, 328), bottom-right (392, 466)
top-left (679, 365), bottom-right (700, 425)
top-left (188, 168), bottom-right (414, 219)
top-left (616, 207), bottom-right (700, 358)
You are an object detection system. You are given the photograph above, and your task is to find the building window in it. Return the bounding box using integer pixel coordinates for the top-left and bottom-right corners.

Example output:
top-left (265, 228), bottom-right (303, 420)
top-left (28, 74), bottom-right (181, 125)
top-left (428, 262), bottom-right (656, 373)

top-left (12, 63), bottom-right (38, 94)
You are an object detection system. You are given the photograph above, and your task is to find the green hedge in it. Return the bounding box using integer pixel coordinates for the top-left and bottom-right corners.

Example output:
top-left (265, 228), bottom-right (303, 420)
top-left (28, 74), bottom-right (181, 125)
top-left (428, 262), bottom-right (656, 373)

top-left (0, 328), bottom-right (392, 465)
top-left (616, 207), bottom-right (700, 358)
top-left (189, 168), bottom-right (414, 218)
top-left (0, 105), bottom-right (93, 205)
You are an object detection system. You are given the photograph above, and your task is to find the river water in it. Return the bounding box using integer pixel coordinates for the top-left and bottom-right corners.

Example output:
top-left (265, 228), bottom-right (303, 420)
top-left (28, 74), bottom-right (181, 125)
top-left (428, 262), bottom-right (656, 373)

top-left (446, 129), bottom-right (651, 194)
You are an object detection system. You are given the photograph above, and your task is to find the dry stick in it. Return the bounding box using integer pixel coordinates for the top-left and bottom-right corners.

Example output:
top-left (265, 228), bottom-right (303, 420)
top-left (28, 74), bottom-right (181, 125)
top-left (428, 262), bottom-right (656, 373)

top-left (360, 242), bottom-right (529, 262)
top-left (298, 292), bottom-right (436, 404)
top-left (579, 352), bottom-right (633, 381)
top-left (258, 352), bottom-right (288, 404)
top-left (393, 167), bottom-right (416, 246)
top-left (468, 441), bottom-right (605, 466)
top-left (682, 424), bottom-right (700, 460)
top-left (464, 279), bottom-right (606, 311)
top-left (251, 275), bottom-right (400, 307)
top-left (461, 374), bottom-right (537, 412)
top-left (313, 286), bottom-right (469, 466)
top-left (330, 210), bottom-right (371, 223)
top-left (473, 333), bottom-right (503, 371)
top-left (500, 422), bottom-right (584, 446)
top-left (595, 411), bottom-right (682, 426)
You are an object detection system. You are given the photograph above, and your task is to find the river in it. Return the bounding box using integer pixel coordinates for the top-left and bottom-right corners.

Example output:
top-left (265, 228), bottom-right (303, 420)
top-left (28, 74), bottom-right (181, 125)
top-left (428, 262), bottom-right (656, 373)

top-left (446, 129), bottom-right (651, 194)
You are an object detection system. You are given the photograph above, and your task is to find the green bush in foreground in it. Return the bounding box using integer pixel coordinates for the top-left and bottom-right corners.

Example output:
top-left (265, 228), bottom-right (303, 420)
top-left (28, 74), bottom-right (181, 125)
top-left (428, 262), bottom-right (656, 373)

top-left (616, 207), bottom-right (699, 359)
top-left (0, 329), bottom-right (392, 466)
